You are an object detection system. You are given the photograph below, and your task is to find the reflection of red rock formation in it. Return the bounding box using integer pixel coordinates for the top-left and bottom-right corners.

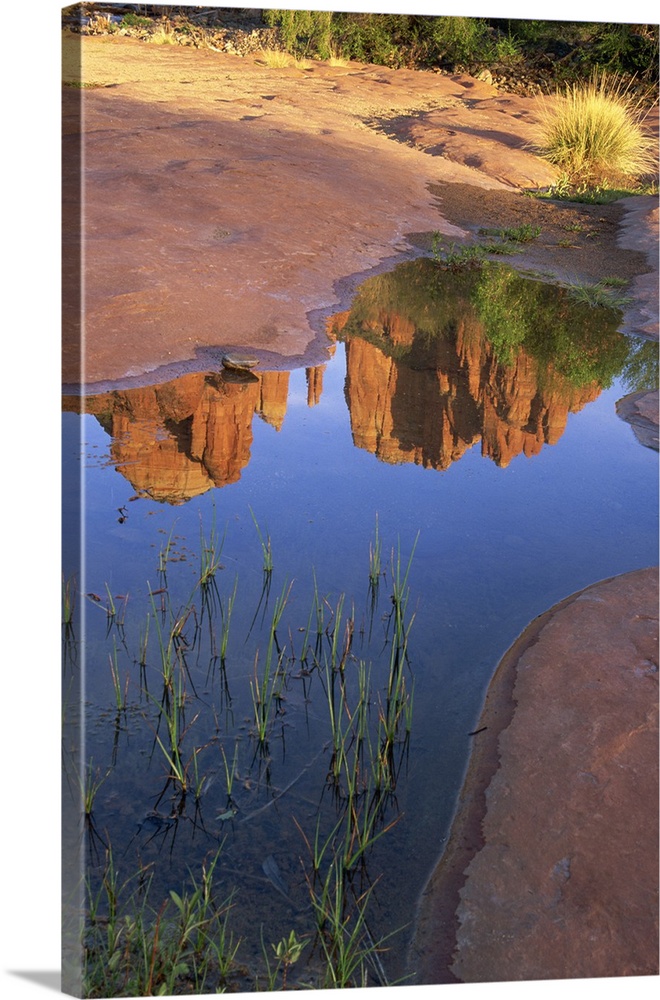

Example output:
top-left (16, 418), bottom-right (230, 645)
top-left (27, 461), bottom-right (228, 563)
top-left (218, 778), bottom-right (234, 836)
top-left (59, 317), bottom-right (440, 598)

top-left (339, 312), bottom-right (599, 470)
top-left (306, 366), bottom-right (325, 407)
top-left (258, 371), bottom-right (290, 431)
top-left (63, 368), bottom-right (296, 503)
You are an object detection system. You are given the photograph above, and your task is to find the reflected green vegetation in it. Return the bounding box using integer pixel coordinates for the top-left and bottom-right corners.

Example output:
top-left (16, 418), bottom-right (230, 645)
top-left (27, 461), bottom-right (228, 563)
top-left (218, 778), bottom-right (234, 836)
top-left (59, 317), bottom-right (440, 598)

top-left (339, 258), bottom-right (637, 391)
top-left (474, 265), bottom-right (630, 385)
top-left (620, 337), bottom-right (660, 392)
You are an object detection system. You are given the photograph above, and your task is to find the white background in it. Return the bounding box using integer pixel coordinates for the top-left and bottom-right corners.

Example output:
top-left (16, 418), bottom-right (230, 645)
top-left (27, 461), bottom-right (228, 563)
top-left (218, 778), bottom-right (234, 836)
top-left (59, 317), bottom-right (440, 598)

top-left (2, 1), bottom-right (657, 998)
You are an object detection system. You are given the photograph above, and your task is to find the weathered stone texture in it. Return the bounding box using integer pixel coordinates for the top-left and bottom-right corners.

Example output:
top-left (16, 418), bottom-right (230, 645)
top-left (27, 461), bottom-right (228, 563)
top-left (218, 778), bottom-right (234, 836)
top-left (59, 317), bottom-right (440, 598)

top-left (412, 567), bottom-right (659, 984)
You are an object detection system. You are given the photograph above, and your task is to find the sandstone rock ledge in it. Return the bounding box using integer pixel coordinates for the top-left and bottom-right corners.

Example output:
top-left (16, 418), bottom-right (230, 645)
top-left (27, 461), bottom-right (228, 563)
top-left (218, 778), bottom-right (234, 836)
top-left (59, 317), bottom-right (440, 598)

top-left (410, 566), bottom-right (659, 984)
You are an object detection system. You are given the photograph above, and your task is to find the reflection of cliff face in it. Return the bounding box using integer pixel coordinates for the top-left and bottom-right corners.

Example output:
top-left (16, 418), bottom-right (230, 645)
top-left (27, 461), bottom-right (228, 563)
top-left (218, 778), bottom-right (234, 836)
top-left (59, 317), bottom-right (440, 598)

top-left (64, 368), bottom-right (325, 504)
top-left (332, 310), bottom-right (600, 471)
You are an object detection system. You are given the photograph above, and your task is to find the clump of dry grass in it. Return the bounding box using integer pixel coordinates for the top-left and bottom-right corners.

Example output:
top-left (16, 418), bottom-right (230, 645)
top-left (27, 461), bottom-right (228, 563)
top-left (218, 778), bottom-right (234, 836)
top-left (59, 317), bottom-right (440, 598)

top-left (326, 44), bottom-right (350, 67)
top-left (533, 73), bottom-right (657, 188)
top-left (255, 48), bottom-right (312, 70)
top-left (149, 21), bottom-right (177, 47)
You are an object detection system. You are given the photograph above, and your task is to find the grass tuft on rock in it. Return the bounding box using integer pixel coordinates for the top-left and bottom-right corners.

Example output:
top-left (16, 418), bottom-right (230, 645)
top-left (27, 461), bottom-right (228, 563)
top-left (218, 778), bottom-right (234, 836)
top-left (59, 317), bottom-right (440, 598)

top-left (533, 72), bottom-right (657, 189)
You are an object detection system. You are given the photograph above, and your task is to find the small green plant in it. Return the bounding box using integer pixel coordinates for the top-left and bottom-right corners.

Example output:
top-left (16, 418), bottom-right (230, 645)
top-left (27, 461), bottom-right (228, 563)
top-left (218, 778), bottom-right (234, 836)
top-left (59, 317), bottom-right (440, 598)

top-left (199, 509), bottom-right (224, 589)
top-left (267, 929), bottom-right (309, 989)
top-left (84, 847), bottom-right (240, 996)
top-left (220, 575), bottom-right (238, 662)
top-left (109, 641), bottom-right (128, 712)
top-left (432, 236), bottom-right (487, 271)
top-left (368, 514), bottom-right (382, 587)
top-left (249, 506), bottom-right (273, 574)
top-left (480, 240), bottom-right (524, 256)
top-left (480, 223), bottom-right (542, 243)
top-left (82, 759), bottom-right (110, 816)
top-left (565, 279), bottom-right (631, 309)
top-left (493, 31), bottom-right (522, 64)
top-left (121, 13), bottom-right (152, 28)
top-left (249, 636), bottom-right (286, 744)
top-left (306, 856), bottom-right (391, 988)
top-left (599, 276), bottom-right (629, 288)
top-left (219, 742), bottom-right (239, 802)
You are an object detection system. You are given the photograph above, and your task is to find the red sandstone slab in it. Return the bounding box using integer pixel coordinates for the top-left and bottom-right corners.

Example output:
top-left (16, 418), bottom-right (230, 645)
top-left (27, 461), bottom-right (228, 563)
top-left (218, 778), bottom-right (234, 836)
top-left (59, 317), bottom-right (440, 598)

top-left (411, 566), bottom-right (659, 984)
top-left (63, 36), bottom-right (559, 386)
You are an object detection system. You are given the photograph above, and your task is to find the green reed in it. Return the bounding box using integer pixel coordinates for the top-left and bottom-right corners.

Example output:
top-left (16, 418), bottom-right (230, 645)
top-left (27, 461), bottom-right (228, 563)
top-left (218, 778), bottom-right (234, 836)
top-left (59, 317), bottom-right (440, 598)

top-left (220, 742), bottom-right (239, 801)
top-left (62, 574), bottom-right (76, 627)
top-left (199, 507), bottom-right (225, 588)
top-left (150, 708), bottom-right (203, 797)
top-left (220, 575), bottom-right (238, 662)
top-left (109, 639), bottom-right (129, 712)
top-left (249, 506), bottom-right (273, 574)
top-left (82, 512), bottom-right (419, 992)
top-left (104, 582), bottom-right (116, 618)
top-left (249, 633), bottom-right (286, 744)
top-left (368, 514), bottom-right (382, 587)
top-left (82, 758), bottom-right (110, 816)
top-left (307, 856), bottom-right (391, 988)
top-left (148, 587), bottom-right (197, 694)
top-left (138, 613), bottom-right (150, 669)
top-left (157, 525), bottom-right (176, 577)
top-left (298, 568), bottom-right (328, 667)
top-left (270, 577), bottom-right (294, 638)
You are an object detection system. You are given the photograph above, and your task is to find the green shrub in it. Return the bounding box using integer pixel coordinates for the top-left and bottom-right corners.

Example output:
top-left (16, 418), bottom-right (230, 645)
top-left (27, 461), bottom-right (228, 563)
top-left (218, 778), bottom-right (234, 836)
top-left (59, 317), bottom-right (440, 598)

top-left (121, 13), bottom-right (152, 29)
top-left (428, 15), bottom-right (491, 67)
top-left (263, 11), bottom-right (492, 69)
top-left (263, 8), bottom-right (333, 59)
top-left (589, 23), bottom-right (659, 80)
top-left (333, 12), bottom-right (402, 66)
top-left (261, 13), bottom-right (658, 87)
top-left (486, 19), bottom-right (659, 86)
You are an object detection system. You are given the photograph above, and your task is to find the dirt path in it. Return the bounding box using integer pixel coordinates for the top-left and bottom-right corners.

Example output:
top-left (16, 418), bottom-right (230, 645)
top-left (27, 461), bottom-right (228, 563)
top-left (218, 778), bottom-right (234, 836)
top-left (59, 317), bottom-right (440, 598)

top-left (63, 34), bottom-right (657, 389)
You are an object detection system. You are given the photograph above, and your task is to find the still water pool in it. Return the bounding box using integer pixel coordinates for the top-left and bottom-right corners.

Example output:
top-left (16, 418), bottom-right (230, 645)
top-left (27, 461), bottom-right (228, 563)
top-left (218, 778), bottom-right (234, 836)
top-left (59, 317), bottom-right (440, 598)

top-left (62, 261), bottom-right (658, 990)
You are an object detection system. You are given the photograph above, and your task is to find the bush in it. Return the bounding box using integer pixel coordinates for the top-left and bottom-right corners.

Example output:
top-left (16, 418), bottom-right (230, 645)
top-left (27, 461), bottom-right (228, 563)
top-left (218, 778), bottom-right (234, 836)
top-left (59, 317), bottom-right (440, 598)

top-left (263, 11), bottom-right (492, 69)
top-left (493, 19), bottom-right (659, 85)
top-left (428, 16), bottom-right (491, 68)
top-left (263, 9), bottom-right (333, 59)
top-left (533, 72), bottom-right (657, 187)
top-left (261, 12), bottom-right (658, 96)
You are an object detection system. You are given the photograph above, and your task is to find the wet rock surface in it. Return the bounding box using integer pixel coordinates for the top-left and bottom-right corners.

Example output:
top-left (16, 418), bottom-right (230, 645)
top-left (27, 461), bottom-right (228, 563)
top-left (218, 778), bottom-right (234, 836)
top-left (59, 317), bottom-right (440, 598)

top-left (410, 566), bottom-right (659, 983)
top-left (616, 389), bottom-right (660, 450)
